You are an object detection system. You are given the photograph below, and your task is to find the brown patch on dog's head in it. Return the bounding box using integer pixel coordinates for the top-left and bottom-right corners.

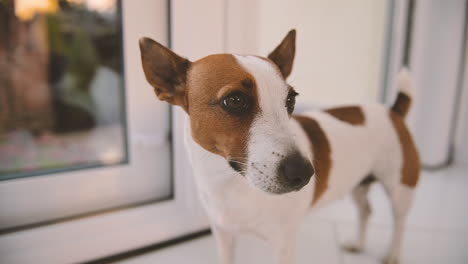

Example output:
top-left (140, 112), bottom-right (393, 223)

top-left (325, 106), bottom-right (365, 126)
top-left (293, 115), bottom-right (332, 204)
top-left (186, 54), bottom-right (259, 168)
top-left (389, 112), bottom-right (420, 187)
top-left (139, 38), bottom-right (260, 169)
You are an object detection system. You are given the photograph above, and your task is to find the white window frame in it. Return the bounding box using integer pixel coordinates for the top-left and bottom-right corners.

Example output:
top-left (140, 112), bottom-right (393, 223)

top-left (454, 32), bottom-right (468, 166)
top-left (386, 0), bottom-right (467, 168)
top-left (381, 0), bottom-right (409, 103)
top-left (0, 0), bottom-right (231, 263)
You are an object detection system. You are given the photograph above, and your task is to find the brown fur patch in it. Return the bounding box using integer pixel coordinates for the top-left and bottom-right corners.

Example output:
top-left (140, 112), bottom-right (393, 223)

top-left (389, 112), bottom-right (420, 187)
top-left (294, 115), bottom-right (332, 204)
top-left (186, 54), bottom-right (259, 165)
top-left (268, 29), bottom-right (296, 78)
top-left (325, 106), bottom-right (365, 126)
top-left (139, 38), bottom-right (191, 110)
top-left (391, 92), bottom-right (411, 117)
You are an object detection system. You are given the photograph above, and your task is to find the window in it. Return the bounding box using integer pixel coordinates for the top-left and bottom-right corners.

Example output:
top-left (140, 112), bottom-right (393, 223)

top-left (0, 0), bottom-right (128, 180)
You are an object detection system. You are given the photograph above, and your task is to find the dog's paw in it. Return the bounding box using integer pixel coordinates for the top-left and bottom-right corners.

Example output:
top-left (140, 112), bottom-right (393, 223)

top-left (382, 255), bottom-right (399, 264)
top-left (341, 242), bottom-right (363, 254)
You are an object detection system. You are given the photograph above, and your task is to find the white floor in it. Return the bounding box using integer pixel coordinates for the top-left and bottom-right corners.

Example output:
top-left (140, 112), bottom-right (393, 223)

top-left (118, 165), bottom-right (468, 264)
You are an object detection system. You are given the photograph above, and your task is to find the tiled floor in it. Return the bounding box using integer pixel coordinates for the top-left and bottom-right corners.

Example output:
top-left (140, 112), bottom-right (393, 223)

top-left (119, 165), bottom-right (468, 264)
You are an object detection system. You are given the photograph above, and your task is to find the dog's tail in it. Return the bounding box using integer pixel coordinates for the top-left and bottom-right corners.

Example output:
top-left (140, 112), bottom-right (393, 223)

top-left (391, 67), bottom-right (414, 118)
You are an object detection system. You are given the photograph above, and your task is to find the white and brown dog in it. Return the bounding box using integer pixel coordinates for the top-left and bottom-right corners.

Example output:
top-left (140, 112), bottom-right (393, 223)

top-left (139, 30), bottom-right (420, 264)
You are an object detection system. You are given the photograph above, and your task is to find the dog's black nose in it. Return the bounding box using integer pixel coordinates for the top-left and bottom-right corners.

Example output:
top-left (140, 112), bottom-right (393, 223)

top-left (278, 152), bottom-right (314, 189)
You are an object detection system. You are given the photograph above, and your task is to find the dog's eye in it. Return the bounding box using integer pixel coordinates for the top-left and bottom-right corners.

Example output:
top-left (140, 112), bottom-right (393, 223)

top-left (222, 92), bottom-right (250, 114)
top-left (286, 90), bottom-right (298, 114)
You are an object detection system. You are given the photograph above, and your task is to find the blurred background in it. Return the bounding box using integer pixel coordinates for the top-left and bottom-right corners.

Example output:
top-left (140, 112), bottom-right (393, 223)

top-left (0, 0), bottom-right (467, 263)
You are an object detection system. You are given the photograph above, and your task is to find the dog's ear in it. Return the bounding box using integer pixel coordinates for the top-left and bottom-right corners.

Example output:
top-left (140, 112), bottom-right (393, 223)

top-left (139, 37), bottom-right (191, 109)
top-left (268, 29), bottom-right (296, 79)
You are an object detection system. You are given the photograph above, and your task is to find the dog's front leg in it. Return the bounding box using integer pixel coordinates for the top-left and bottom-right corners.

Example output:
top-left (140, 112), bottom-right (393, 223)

top-left (272, 232), bottom-right (297, 264)
top-left (212, 225), bottom-right (235, 264)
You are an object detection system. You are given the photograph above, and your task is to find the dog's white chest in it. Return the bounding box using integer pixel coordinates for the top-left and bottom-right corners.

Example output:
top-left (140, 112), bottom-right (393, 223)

top-left (196, 171), bottom-right (313, 235)
top-left (197, 178), bottom-right (265, 231)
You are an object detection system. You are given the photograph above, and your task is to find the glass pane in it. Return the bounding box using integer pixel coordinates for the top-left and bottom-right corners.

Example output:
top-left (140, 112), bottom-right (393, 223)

top-left (0, 0), bottom-right (127, 180)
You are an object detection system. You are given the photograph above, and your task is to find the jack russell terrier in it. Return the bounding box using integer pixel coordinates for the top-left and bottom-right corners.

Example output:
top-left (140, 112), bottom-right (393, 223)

top-left (139, 30), bottom-right (420, 264)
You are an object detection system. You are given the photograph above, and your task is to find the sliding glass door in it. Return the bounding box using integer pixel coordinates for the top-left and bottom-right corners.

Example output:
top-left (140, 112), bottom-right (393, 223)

top-left (0, 0), bottom-right (173, 231)
top-left (0, 1), bottom-right (209, 263)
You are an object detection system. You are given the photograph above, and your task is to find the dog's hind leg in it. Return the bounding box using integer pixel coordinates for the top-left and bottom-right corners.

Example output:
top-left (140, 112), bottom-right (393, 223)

top-left (380, 179), bottom-right (416, 264)
top-left (343, 174), bottom-right (375, 253)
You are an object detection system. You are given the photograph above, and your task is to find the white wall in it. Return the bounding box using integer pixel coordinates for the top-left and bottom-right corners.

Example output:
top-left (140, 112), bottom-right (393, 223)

top-left (227, 0), bottom-right (388, 107)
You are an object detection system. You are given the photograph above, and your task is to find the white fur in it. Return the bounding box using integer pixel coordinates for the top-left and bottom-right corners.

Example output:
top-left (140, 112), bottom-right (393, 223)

top-left (235, 55), bottom-right (313, 193)
top-left (185, 63), bottom-right (416, 264)
top-left (396, 67), bottom-right (413, 97)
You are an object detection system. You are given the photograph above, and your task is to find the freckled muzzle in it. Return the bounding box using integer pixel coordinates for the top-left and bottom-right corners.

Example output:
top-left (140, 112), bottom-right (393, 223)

top-left (277, 152), bottom-right (314, 192)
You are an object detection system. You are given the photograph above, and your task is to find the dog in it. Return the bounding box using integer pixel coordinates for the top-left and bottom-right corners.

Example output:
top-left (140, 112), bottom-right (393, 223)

top-left (139, 29), bottom-right (420, 264)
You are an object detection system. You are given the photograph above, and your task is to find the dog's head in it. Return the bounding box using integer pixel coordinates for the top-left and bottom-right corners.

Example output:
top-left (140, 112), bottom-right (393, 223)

top-left (139, 30), bottom-right (314, 194)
